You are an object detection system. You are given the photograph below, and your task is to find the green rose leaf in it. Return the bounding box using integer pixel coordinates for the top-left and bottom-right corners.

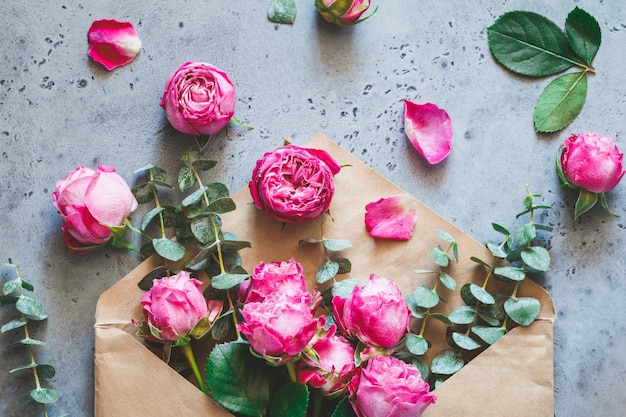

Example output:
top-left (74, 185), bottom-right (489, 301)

top-left (323, 239), bottom-right (352, 252)
top-left (472, 326), bottom-right (506, 345)
top-left (504, 297), bottom-right (541, 326)
top-left (448, 305), bottom-right (477, 325)
top-left (29, 388), bottom-right (60, 404)
top-left (534, 71), bottom-right (587, 133)
top-left (413, 286), bottom-right (440, 309)
top-left (268, 0), bottom-right (297, 24)
top-left (565, 7), bottom-right (601, 65)
top-left (431, 247), bottom-right (449, 267)
top-left (211, 272), bottom-right (250, 290)
top-left (16, 296), bottom-right (48, 321)
top-left (430, 350), bottom-right (465, 375)
top-left (451, 332), bottom-right (482, 351)
top-left (521, 246), bottom-right (551, 272)
top-left (574, 188), bottom-right (599, 220)
top-left (206, 341), bottom-right (270, 417)
top-left (152, 238), bottom-right (186, 262)
top-left (487, 10), bottom-right (581, 77)
top-left (438, 271), bottom-right (457, 291)
top-left (461, 283), bottom-right (495, 306)
top-left (494, 266), bottom-right (526, 282)
top-left (406, 333), bottom-right (429, 356)
top-left (270, 382), bottom-right (309, 417)
top-left (316, 261), bottom-right (339, 284)
top-left (331, 397), bottom-right (357, 417)
top-left (1, 317), bottom-right (28, 333)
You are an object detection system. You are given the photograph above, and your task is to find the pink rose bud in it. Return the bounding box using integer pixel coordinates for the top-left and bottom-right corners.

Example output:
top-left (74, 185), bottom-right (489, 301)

top-left (238, 291), bottom-right (318, 363)
top-left (315, 0), bottom-right (376, 26)
top-left (87, 19), bottom-right (141, 70)
top-left (52, 165), bottom-right (138, 252)
top-left (348, 355), bottom-right (436, 417)
top-left (404, 99), bottom-right (452, 164)
top-left (245, 259), bottom-right (308, 303)
top-left (159, 62), bottom-right (236, 136)
top-left (249, 144), bottom-right (341, 223)
top-left (333, 274), bottom-right (411, 349)
top-left (296, 323), bottom-right (356, 396)
top-left (365, 194), bottom-right (418, 240)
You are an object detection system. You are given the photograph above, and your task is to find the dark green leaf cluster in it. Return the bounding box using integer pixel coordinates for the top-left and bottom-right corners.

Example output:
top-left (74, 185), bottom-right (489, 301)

top-left (487, 7), bottom-right (601, 132)
top-left (1, 264), bottom-right (66, 415)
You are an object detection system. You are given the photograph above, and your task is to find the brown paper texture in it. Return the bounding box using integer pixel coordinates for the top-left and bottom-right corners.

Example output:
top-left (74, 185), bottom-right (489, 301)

top-left (94, 134), bottom-right (555, 416)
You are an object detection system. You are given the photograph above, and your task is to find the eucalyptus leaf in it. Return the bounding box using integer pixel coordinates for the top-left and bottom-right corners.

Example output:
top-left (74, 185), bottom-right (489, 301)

top-left (430, 350), bottom-right (465, 375)
top-left (29, 388), bottom-right (60, 404)
top-left (504, 297), bottom-right (541, 326)
top-left (406, 333), bottom-right (429, 356)
top-left (438, 271), bottom-right (457, 291)
top-left (412, 357), bottom-right (430, 381)
top-left (131, 182), bottom-right (154, 204)
top-left (323, 239), bottom-right (352, 252)
top-left (178, 166), bottom-right (195, 191)
top-left (37, 364), bottom-right (56, 379)
top-left (413, 286), bottom-right (439, 309)
top-left (335, 257), bottom-right (352, 274)
top-left (316, 261), bottom-right (339, 284)
top-left (192, 159), bottom-right (218, 171)
top-left (461, 283), bottom-right (495, 306)
top-left (182, 185), bottom-right (208, 207)
top-left (494, 266), bottom-right (526, 282)
top-left (448, 305), bottom-right (477, 325)
top-left (332, 278), bottom-right (360, 299)
top-left (206, 341), bottom-right (270, 417)
top-left (487, 10), bottom-right (581, 76)
top-left (534, 71), bottom-right (587, 133)
top-left (472, 326), bottom-right (506, 345)
top-left (451, 332), bottom-right (482, 351)
top-left (137, 266), bottom-right (171, 291)
top-left (470, 256), bottom-right (491, 267)
top-left (431, 247), bottom-right (449, 267)
top-left (429, 312), bottom-right (452, 325)
top-left (268, 0), bottom-right (297, 24)
top-left (270, 382), bottom-right (309, 417)
top-left (298, 237), bottom-right (323, 245)
top-left (205, 182), bottom-right (231, 202)
top-left (152, 238), bottom-right (186, 262)
top-left (206, 197), bottom-right (237, 214)
top-left (3, 278), bottom-right (21, 295)
top-left (565, 7), bottom-right (601, 65)
top-left (492, 223), bottom-right (510, 236)
top-left (16, 296), bottom-right (47, 321)
top-left (211, 272), bottom-right (250, 290)
top-left (191, 216), bottom-right (215, 245)
top-left (405, 295), bottom-right (426, 319)
top-left (513, 223), bottom-right (536, 247)
top-left (9, 363), bottom-right (37, 373)
top-left (487, 242), bottom-right (508, 259)
top-left (20, 280), bottom-right (34, 292)
top-left (140, 206), bottom-right (165, 231)
top-left (521, 246), bottom-right (551, 272)
top-left (1, 317), bottom-right (28, 333)
top-left (8, 337), bottom-right (47, 348)
top-left (436, 229), bottom-right (455, 243)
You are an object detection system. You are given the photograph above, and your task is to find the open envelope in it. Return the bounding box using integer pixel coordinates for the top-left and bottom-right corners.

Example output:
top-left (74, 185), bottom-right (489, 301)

top-left (94, 134), bottom-right (555, 416)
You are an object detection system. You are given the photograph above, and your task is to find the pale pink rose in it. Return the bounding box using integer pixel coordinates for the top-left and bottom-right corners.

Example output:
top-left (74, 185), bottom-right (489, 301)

top-left (160, 62), bottom-right (236, 136)
top-left (404, 99), bottom-right (452, 164)
top-left (244, 259), bottom-right (307, 303)
top-left (559, 132), bottom-right (624, 193)
top-left (87, 19), bottom-right (141, 70)
top-left (296, 323), bottom-right (356, 396)
top-left (249, 144), bottom-right (340, 223)
top-left (53, 165), bottom-right (138, 252)
top-left (365, 194), bottom-right (418, 240)
top-left (315, 0), bottom-right (374, 26)
top-left (348, 355), bottom-right (436, 417)
top-left (140, 272), bottom-right (214, 342)
top-left (333, 274), bottom-right (410, 348)
top-left (238, 291), bottom-right (318, 363)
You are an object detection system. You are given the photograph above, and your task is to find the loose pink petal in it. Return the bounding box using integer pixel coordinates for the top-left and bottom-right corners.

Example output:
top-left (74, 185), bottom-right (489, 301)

top-left (87, 19), bottom-right (141, 70)
top-left (365, 194), bottom-right (418, 240)
top-left (404, 99), bottom-right (452, 164)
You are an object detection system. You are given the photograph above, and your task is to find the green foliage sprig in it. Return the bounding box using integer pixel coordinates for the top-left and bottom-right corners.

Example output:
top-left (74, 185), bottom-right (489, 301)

top-left (1, 263), bottom-right (66, 417)
top-left (488, 7), bottom-right (601, 132)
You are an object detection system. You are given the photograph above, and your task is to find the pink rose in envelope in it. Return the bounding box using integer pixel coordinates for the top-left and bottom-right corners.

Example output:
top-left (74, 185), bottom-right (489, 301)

top-left (94, 134), bottom-right (555, 417)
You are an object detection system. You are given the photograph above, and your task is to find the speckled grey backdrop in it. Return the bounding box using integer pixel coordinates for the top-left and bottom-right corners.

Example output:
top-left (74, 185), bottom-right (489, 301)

top-left (1, 1), bottom-right (625, 416)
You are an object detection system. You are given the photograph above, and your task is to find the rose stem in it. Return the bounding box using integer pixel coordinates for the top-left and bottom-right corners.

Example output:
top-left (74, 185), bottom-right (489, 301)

top-left (181, 343), bottom-right (207, 394)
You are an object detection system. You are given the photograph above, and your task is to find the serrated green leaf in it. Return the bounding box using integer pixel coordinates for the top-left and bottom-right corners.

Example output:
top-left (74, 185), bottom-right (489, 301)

top-left (16, 296), bottom-right (47, 321)
top-left (504, 297), bottom-right (541, 326)
top-left (487, 10), bottom-right (581, 76)
top-left (413, 286), bottom-right (439, 309)
top-left (521, 246), bottom-right (551, 272)
top-left (494, 266), bottom-right (526, 282)
top-left (406, 333), bottom-right (429, 356)
top-left (331, 397), bottom-right (357, 417)
top-left (438, 271), bottom-right (457, 291)
top-left (270, 382), bottom-right (309, 417)
top-left (461, 283), bottom-right (495, 306)
top-left (565, 7), bottom-right (601, 65)
top-left (1, 317), bottom-right (28, 332)
top-left (211, 272), bottom-right (250, 290)
top-left (431, 247), bottom-right (449, 267)
top-left (448, 306), bottom-right (477, 325)
top-left (513, 223), bottom-right (536, 247)
top-left (206, 342), bottom-right (270, 416)
top-left (140, 207), bottom-right (165, 231)
top-left (574, 188), bottom-right (598, 220)
top-left (534, 71), bottom-right (587, 133)
top-left (472, 326), bottom-right (506, 345)
top-left (268, 0), bottom-right (296, 24)
top-left (29, 388), bottom-right (60, 404)
top-left (451, 332), bottom-right (482, 351)
top-left (178, 166), bottom-right (195, 191)
top-left (430, 350), bottom-right (465, 375)
top-left (152, 238), bottom-right (186, 262)
top-left (316, 262), bottom-right (339, 284)
top-left (3, 278), bottom-right (21, 295)
top-left (323, 239), bottom-right (352, 252)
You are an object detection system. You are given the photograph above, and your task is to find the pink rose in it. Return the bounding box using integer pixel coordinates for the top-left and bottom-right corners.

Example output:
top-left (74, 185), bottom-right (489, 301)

top-left (160, 62), bottom-right (236, 136)
top-left (559, 132), bottom-right (624, 193)
top-left (249, 144), bottom-right (341, 223)
top-left (315, 0), bottom-right (375, 26)
top-left (348, 355), bottom-right (436, 417)
top-left (333, 274), bottom-right (410, 348)
top-left (87, 19), bottom-right (141, 70)
top-left (238, 291), bottom-right (318, 363)
top-left (296, 323), bottom-right (356, 396)
top-left (244, 259), bottom-right (307, 303)
top-left (52, 165), bottom-right (138, 252)
top-left (140, 271), bottom-right (221, 342)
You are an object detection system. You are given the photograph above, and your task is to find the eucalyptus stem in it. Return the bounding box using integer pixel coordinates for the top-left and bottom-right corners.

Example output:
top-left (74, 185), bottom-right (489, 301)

top-left (181, 343), bottom-right (207, 394)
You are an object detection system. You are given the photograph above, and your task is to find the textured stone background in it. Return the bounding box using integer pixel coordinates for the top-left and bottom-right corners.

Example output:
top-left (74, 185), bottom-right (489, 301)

top-left (1, 1), bottom-right (625, 416)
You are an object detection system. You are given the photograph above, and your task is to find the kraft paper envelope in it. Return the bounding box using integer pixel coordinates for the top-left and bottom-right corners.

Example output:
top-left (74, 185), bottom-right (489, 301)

top-left (94, 134), bottom-right (555, 416)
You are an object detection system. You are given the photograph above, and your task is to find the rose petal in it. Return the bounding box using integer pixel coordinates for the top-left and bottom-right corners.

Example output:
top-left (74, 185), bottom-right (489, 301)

top-left (87, 19), bottom-right (141, 70)
top-left (404, 99), bottom-right (452, 164)
top-left (365, 194), bottom-right (418, 240)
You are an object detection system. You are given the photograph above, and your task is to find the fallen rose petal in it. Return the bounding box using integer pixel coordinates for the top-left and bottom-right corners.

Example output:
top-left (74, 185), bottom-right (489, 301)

top-left (88, 19), bottom-right (141, 70)
top-left (404, 99), bottom-right (452, 164)
top-left (365, 194), bottom-right (418, 240)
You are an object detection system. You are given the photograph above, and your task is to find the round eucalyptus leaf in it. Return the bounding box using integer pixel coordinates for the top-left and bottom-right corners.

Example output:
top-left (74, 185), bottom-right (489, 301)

top-left (504, 297), bottom-right (541, 326)
top-left (323, 239), bottom-right (352, 252)
top-left (513, 223), bottom-right (536, 247)
top-left (435, 229), bottom-right (455, 243)
top-left (431, 247), bottom-right (449, 267)
top-left (430, 350), bottom-right (465, 375)
top-left (521, 246), bottom-right (551, 272)
top-left (472, 326), bottom-right (506, 345)
top-left (316, 262), bottom-right (339, 284)
top-left (448, 306), bottom-right (477, 325)
top-left (405, 294), bottom-right (426, 319)
top-left (460, 283), bottom-right (495, 306)
top-left (429, 312), bottom-right (452, 325)
top-left (487, 243), bottom-right (508, 259)
top-left (16, 296), bottom-right (48, 321)
top-left (30, 388), bottom-right (60, 404)
top-left (37, 364), bottom-right (57, 379)
top-left (451, 332), bottom-right (482, 351)
top-left (494, 266), bottom-right (526, 282)
top-left (406, 333), bottom-right (429, 356)
top-left (413, 286), bottom-right (439, 309)
top-left (332, 278), bottom-right (360, 299)
top-left (2, 278), bottom-right (21, 296)
top-left (438, 271), bottom-right (457, 291)
top-left (211, 272), bottom-right (250, 290)
top-left (152, 238), bottom-right (186, 262)
top-left (412, 357), bottom-right (430, 381)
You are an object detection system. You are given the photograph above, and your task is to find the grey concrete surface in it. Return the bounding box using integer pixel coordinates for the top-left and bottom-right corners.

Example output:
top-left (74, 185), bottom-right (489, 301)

top-left (1, 1), bottom-right (625, 416)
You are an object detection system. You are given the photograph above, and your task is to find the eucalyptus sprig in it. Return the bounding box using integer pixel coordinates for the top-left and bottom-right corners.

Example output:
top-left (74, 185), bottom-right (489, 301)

top-left (1, 263), bottom-right (66, 417)
top-left (488, 7), bottom-right (601, 132)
